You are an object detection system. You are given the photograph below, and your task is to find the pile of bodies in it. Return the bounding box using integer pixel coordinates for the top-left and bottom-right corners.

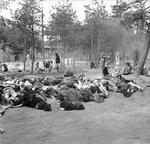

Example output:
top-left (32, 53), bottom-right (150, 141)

top-left (0, 71), bottom-right (143, 115)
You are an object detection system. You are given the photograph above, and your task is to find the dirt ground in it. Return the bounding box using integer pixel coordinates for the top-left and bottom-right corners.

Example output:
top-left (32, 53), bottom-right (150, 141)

top-left (1, 67), bottom-right (150, 144)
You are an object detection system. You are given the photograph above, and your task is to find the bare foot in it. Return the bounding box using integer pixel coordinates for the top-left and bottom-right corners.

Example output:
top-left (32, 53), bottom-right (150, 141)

top-left (0, 110), bottom-right (5, 116)
top-left (60, 108), bottom-right (65, 111)
top-left (0, 128), bottom-right (4, 134)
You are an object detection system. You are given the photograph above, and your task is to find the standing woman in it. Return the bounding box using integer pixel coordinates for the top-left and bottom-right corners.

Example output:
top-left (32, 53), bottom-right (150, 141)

top-left (55, 53), bottom-right (60, 72)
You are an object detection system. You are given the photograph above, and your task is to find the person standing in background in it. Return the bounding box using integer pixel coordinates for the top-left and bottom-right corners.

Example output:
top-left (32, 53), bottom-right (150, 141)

top-left (55, 53), bottom-right (60, 72)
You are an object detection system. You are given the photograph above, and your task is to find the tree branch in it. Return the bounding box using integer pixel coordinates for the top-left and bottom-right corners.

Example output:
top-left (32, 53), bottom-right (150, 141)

top-left (127, 0), bottom-right (140, 6)
top-left (142, 0), bottom-right (148, 5)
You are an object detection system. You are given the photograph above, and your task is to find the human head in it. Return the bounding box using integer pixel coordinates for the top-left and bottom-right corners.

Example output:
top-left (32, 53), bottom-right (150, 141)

top-left (55, 53), bottom-right (58, 56)
top-left (126, 62), bottom-right (130, 66)
top-left (105, 63), bottom-right (108, 67)
top-left (116, 74), bottom-right (123, 80)
top-left (35, 102), bottom-right (52, 111)
top-left (13, 97), bottom-right (21, 105)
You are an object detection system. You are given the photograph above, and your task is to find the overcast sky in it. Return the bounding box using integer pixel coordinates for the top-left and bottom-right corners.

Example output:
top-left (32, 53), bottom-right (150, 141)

top-left (0, 0), bottom-right (130, 23)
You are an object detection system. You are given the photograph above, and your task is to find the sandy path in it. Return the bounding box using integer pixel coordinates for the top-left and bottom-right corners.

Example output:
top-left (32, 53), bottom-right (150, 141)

top-left (1, 87), bottom-right (150, 144)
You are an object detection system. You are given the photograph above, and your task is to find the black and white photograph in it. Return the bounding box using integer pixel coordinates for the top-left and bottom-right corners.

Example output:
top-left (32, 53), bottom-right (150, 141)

top-left (0, 0), bottom-right (150, 143)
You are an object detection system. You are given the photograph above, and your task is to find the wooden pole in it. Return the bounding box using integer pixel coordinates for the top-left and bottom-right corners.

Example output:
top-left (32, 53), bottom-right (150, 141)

top-left (90, 22), bottom-right (94, 62)
top-left (116, 0), bottom-right (119, 5)
top-left (41, 4), bottom-right (45, 61)
top-left (73, 29), bottom-right (76, 67)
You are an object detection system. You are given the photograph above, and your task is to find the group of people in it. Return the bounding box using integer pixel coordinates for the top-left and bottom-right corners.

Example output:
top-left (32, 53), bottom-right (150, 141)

top-left (102, 62), bottom-right (135, 79)
top-left (35, 53), bottom-right (61, 73)
top-left (114, 62), bottom-right (148, 76)
top-left (102, 62), bottom-right (143, 97)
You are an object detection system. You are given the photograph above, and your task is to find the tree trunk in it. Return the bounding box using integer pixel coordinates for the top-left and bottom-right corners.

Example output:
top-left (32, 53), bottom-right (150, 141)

top-left (135, 25), bottom-right (150, 76)
top-left (23, 55), bottom-right (26, 72)
top-left (61, 42), bottom-right (66, 71)
top-left (31, 54), bottom-right (34, 74)
top-left (133, 49), bottom-right (139, 67)
top-left (30, 8), bottom-right (35, 75)
top-left (23, 61), bottom-right (26, 71)
top-left (115, 50), bottom-right (120, 65)
top-left (41, 8), bottom-right (45, 62)
top-left (23, 48), bottom-right (27, 71)
top-left (90, 25), bottom-right (94, 62)
top-left (73, 30), bottom-right (76, 67)
top-left (31, 46), bottom-right (35, 74)
top-left (97, 30), bottom-right (101, 66)
top-left (31, 24), bottom-right (35, 74)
